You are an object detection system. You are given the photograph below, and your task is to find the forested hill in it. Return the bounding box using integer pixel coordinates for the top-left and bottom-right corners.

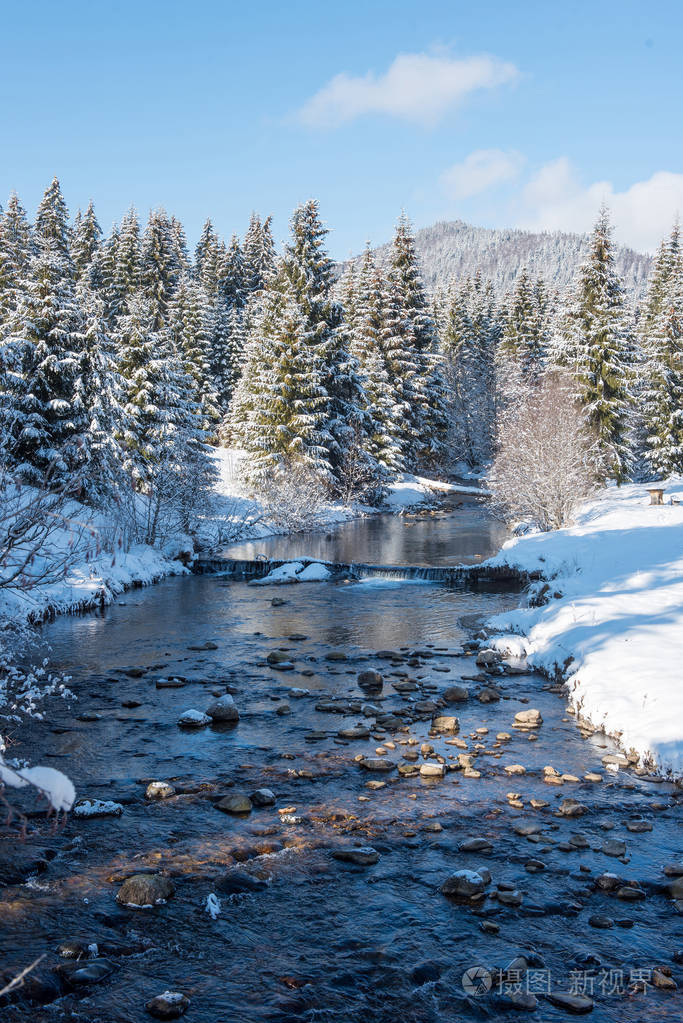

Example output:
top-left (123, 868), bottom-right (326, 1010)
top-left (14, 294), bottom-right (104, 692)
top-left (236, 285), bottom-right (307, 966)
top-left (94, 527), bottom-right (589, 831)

top-left (362, 219), bottom-right (653, 299)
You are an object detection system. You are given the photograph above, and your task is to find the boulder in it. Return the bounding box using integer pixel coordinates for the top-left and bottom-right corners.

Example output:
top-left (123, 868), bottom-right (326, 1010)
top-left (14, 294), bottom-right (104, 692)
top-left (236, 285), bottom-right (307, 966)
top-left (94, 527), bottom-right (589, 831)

top-left (431, 715), bottom-right (459, 734)
top-left (513, 708), bottom-right (543, 728)
top-left (146, 991), bottom-right (190, 1020)
top-left (206, 694), bottom-right (239, 723)
top-left (441, 869), bottom-right (488, 899)
top-left (357, 670), bottom-right (383, 692)
top-left (216, 794), bottom-right (253, 815)
top-left (116, 874), bottom-right (174, 908)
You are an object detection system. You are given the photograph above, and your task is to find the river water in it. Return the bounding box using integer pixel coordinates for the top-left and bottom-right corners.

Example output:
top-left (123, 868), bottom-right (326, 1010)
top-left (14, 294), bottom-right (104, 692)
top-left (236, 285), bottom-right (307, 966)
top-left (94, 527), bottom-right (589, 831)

top-left (0, 498), bottom-right (680, 1022)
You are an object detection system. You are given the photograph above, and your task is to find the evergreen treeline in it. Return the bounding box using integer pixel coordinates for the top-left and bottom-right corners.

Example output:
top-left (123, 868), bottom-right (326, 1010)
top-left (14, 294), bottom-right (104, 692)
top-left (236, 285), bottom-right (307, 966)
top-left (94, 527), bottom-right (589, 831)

top-left (0, 180), bottom-right (681, 543)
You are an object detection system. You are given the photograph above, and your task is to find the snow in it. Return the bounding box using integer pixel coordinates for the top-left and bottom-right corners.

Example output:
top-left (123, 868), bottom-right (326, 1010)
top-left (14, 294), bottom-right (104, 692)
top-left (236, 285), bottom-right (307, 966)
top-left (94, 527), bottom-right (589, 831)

top-left (0, 759), bottom-right (76, 811)
top-left (485, 479), bottom-right (683, 776)
top-left (73, 799), bottom-right (124, 817)
top-left (384, 473), bottom-right (486, 508)
top-left (205, 893), bottom-right (222, 919)
top-left (251, 560), bottom-right (332, 585)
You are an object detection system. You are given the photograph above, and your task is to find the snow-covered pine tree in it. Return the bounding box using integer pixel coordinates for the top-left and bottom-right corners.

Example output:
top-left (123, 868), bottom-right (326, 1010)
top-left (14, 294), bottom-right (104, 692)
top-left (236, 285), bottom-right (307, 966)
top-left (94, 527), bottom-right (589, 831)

top-left (195, 218), bottom-right (220, 295)
top-left (72, 200), bottom-right (103, 288)
top-left (441, 273), bottom-right (499, 468)
top-left (388, 213), bottom-right (448, 471)
top-left (499, 267), bottom-right (548, 384)
top-left (218, 235), bottom-right (247, 310)
top-left (551, 206), bottom-right (635, 481)
top-left (231, 200), bottom-right (374, 494)
top-left (348, 245), bottom-right (406, 472)
top-left (140, 209), bottom-right (181, 330)
top-left (167, 274), bottom-right (220, 427)
top-left (7, 178), bottom-right (85, 484)
top-left (640, 229), bottom-right (683, 477)
top-left (72, 282), bottom-right (126, 501)
top-left (243, 212), bottom-right (276, 294)
top-left (0, 193), bottom-right (33, 330)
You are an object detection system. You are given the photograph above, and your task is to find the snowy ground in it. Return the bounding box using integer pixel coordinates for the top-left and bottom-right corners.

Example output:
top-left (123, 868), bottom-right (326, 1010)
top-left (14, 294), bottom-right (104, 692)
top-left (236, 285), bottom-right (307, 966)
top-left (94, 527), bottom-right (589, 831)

top-left (484, 479), bottom-right (683, 777)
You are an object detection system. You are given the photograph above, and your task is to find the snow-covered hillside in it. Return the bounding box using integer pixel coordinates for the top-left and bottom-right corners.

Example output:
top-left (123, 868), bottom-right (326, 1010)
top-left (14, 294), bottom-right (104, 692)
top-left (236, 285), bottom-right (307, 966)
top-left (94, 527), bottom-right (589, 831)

top-left (485, 480), bottom-right (683, 776)
top-left (362, 219), bottom-right (652, 298)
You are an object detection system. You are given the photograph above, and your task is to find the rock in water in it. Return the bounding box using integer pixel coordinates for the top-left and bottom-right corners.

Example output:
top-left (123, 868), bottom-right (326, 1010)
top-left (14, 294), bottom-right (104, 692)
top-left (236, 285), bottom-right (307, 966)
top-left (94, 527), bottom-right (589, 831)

top-left (216, 794), bottom-right (253, 815)
top-left (420, 763), bottom-right (446, 778)
top-left (146, 991), bottom-right (190, 1019)
top-left (513, 708), bottom-right (543, 728)
top-left (443, 685), bottom-right (469, 703)
top-left (558, 798), bottom-right (588, 817)
top-left (73, 799), bottom-right (124, 817)
top-left (431, 715), bottom-right (459, 734)
top-left (441, 870), bottom-right (488, 899)
top-left (177, 709), bottom-right (210, 728)
top-left (116, 874), bottom-right (174, 908)
top-left (145, 781), bottom-right (176, 800)
top-left (332, 847), bottom-right (380, 866)
top-left (250, 788), bottom-right (276, 807)
top-left (357, 670), bottom-right (383, 693)
top-left (359, 758), bottom-right (396, 772)
top-left (206, 694), bottom-right (239, 722)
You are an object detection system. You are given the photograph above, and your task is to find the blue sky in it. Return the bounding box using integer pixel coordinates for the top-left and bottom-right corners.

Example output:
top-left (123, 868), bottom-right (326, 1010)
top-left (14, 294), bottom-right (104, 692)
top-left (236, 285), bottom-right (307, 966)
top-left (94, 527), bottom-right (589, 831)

top-left (1, 0), bottom-right (681, 255)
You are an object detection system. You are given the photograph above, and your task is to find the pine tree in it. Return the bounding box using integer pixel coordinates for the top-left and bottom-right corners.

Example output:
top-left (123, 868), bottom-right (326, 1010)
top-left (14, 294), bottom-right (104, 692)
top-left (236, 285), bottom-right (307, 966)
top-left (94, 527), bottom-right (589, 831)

top-left (0, 193), bottom-right (32, 329)
top-left (167, 275), bottom-right (220, 426)
top-left (231, 200), bottom-right (371, 491)
top-left (552, 207), bottom-right (635, 481)
top-left (348, 246), bottom-right (405, 471)
top-left (243, 212), bottom-right (276, 294)
top-left (640, 230), bottom-right (683, 477)
top-left (441, 273), bottom-right (498, 467)
top-left (73, 283), bottom-right (126, 501)
top-left (72, 200), bottom-right (103, 287)
top-left (140, 209), bottom-right (181, 330)
top-left (195, 218), bottom-right (220, 294)
top-left (7, 178), bottom-right (85, 483)
top-left (388, 213), bottom-right (448, 470)
top-left (218, 235), bottom-right (247, 309)
top-left (499, 267), bottom-right (548, 384)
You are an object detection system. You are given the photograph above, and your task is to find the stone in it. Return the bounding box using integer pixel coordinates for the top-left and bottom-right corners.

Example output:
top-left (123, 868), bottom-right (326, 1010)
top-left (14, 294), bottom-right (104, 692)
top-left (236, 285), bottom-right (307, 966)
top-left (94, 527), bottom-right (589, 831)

top-left (459, 838), bottom-right (493, 854)
top-left (177, 709), bottom-right (210, 728)
top-left (62, 959), bottom-right (115, 986)
top-left (513, 708), bottom-right (543, 728)
top-left (250, 788), bottom-right (276, 807)
top-left (332, 846), bottom-right (380, 866)
top-left (267, 650), bottom-right (293, 665)
top-left (116, 874), bottom-right (174, 908)
top-left (358, 670), bottom-right (383, 692)
top-left (589, 914), bottom-right (613, 929)
top-left (431, 715), bottom-right (459, 734)
top-left (625, 818), bottom-right (652, 833)
top-left (476, 649), bottom-right (500, 667)
top-left (146, 991), bottom-right (190, 1019)
top-left (419, 763), bottom-right (445, 778)
top-left (558, 798), bottom-right (588, 818)
top-left (441, 869), bottom-right (488, 899)
top-left (616, 886), bottom-right (645, 900)
top-left (652, 968), bottom-right (677, 990)
top-left (338, 725), bottom-right (371, 739)
top-left (496, 889), bottom-right (523, 907)
top-left (478, 687), bottom-right (500, 703)
top-left (206, 694), bottom-right (239, 722)
top-left (443, 685), bottom-right (469, 702)
top-left (668, 877), bottom-right (683, 900)
top-left (513, 822), bottom-right (543, 836)
top-left (359, 758), bottom-right (395, 772)
top-left (584, 773), bottom-right (603, 783)
top-left (602, 839), bottom-right (626, 857)
top-left (504, 764), bottom-right (526, 775)
top-left (546, 991), bottom-right (594, 1013)
top-left (216, 794), bottom-right (253, 815)
top-left (145, 781), bottom-right (176, 801)
top-left (276, 703), bottom-right (291, 716)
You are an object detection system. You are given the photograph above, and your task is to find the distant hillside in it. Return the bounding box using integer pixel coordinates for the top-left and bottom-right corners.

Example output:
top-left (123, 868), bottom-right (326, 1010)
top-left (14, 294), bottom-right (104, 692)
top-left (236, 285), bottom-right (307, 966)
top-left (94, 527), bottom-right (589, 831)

top-left (363, 219), bottom-right (653, 300)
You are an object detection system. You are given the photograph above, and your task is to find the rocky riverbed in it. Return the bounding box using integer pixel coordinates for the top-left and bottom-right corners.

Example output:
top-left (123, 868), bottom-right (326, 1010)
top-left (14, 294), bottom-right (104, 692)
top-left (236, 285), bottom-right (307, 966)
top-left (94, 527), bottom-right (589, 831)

top-left (0, 507), bottom-right (681, 1022)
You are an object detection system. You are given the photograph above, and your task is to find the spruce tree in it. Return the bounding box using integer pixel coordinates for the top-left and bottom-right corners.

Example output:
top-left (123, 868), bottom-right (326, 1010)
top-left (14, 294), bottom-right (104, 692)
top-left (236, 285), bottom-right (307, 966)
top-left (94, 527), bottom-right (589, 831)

top-left (72, 200), bottom-right (103, 287)
top-left (388, 213), bottom-right (448, 470)
top-left (0, 193), bottom-right (32, 329)
top-left (640, 231), bottom-right (683, 477)
top-left (167, 275), bottom-right (220, 427)
top-left (243, 212), bottom-right (276, 294)
top-left (140, 209), bottom-right (181, 330)
top-left (7, 178), bottom-right (85, 484)
top-left (552, 207), bottom-right (635, 481)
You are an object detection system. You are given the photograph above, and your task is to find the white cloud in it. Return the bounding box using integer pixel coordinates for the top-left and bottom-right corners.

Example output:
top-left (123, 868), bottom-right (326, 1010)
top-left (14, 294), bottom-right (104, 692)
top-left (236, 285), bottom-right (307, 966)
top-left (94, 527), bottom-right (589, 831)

top-left (441, 148), bottom-right (525, 199)
top-left (296, 52), bottom-right (519, 128)
top-left (518, 158), bottom-right (683, 252)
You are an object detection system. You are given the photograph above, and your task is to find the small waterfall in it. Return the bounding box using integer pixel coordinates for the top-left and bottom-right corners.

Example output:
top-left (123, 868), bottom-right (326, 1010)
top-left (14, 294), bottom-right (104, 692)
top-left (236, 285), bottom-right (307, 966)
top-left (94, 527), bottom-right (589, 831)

top-left (193, 556), bottom-right (534, 590)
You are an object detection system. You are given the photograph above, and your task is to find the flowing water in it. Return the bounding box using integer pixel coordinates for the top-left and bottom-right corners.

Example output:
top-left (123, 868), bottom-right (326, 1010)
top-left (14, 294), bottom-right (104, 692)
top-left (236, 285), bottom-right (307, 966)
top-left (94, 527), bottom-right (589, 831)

top-left (0, 499), bottom-right (680, 1022)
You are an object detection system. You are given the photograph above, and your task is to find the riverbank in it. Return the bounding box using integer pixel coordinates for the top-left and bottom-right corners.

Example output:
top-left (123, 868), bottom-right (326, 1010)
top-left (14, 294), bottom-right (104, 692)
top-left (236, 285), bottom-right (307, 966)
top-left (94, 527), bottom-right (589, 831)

top-left (484, 479), bottom-right (683, 778)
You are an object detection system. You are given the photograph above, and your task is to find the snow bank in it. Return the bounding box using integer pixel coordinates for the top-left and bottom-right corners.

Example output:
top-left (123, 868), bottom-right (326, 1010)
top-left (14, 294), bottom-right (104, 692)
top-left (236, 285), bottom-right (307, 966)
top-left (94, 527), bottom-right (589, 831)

top-left (486, 480), bottom-right (683, 775)
top-left (384, 473), bottom-right (486, 508)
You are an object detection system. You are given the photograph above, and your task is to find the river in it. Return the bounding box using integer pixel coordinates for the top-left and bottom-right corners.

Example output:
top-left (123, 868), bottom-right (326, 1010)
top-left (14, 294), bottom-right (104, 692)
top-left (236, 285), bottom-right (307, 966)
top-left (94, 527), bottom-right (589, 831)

top-left (0, 496), bottom-right (680, 1021)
